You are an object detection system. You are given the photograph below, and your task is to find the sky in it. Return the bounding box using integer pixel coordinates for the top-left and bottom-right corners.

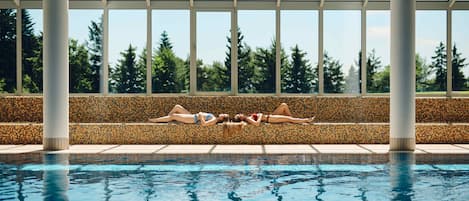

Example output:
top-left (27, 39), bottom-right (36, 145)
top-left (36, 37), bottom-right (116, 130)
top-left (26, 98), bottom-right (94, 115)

top-left (27, 9), bottom-right (469, 78)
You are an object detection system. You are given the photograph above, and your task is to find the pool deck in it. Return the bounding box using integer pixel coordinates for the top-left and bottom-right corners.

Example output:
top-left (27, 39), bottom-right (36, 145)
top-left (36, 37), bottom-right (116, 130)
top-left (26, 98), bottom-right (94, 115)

top-left (0, 144), bottom-right (468, 154)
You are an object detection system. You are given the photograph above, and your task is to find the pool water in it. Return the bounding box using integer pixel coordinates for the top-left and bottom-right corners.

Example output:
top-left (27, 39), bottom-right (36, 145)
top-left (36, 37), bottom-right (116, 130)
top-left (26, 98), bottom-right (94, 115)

top-left (1, 153), bottom-right (468, 201)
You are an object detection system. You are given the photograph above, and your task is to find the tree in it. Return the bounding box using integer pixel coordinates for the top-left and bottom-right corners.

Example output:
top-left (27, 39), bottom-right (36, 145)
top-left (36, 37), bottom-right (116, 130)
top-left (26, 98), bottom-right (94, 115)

top-left (21, 9), bottom-right (42, 93)
top-left (87, 17), bottom-right (103, 92)
top-left (110, 44), bottom-right (145, 93)
top-left (152, 31), bottom-right (180, 93)
top-left (69, 39), bottom-right (93, 93)
top-left (451, 44), bottom-right (468, 91)
top-left (345, 65), bottom-right (359, 94)
top-left (429, 42), bottom-right (447, 91)
top-left (366, 49), bottom-right (383, 93)
top-left (373, 65), bottom-right (390, 93)
top-left (282, 45), bottom-right (314, 93)
top-left (0, 9), bottom-right (17, 92)
top-left (225, 28), bottom-right (256, 93)
top-left (323, 52), bottom-right (344, 93)
top-left (253, 40), bottom-right (287, 93)
top-left (416, 53), bottom-right (431, 92)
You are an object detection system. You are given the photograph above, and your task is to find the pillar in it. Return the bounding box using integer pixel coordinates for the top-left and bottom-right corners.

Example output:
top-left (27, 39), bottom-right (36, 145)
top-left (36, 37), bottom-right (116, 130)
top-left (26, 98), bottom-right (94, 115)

top-left (390, 0), bottom-right (416, 151)
top-left (43, 0), bottom-right (69, 150)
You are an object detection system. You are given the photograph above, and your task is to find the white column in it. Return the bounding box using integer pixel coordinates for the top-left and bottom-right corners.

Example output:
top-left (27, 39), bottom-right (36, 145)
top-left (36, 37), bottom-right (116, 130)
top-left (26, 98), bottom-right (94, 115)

top-left (390, 0), bottom-right (415, 151)
top-left (43, 0), bottom-right (69, 150)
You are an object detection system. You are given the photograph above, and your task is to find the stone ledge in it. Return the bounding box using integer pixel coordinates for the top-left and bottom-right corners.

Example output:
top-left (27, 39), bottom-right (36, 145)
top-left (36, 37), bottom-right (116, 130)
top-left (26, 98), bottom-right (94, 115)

top-left (0, 123), bottom-right (467, 144)
top-left (0, 96), bottom-right (468, 123)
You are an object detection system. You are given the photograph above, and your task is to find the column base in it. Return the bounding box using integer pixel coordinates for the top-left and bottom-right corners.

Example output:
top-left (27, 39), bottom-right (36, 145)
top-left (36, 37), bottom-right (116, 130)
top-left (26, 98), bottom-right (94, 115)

top-left (389, 138), bottom-right (415, 151)
top-left (43, 138), bottom-right (69, 151)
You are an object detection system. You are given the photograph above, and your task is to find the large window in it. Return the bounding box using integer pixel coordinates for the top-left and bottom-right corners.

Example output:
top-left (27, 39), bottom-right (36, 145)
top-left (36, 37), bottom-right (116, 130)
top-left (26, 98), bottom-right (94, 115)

top-left (152, 10), bottom-right (190, 93)
top-left (69, 10), bottom-right (102, 93)
top-left (452, 11), bottom-right (469, 93)
top-left (238, 10), bottom-right (276, 93)
top-left (416, 11), bottom-right (446, 94)
top-left (109, 10), bottom-right (146, 93)
top-left (196, 11), bottom-right (231, 92)
top-left (22, 9), bottom-right (43, 93)
top-left (281, 10), bottom-right (318, 94)
top-left (366, 11), bottom-right (390, 93)
top-left (0, 9), bottom-right (16, 93)
top-left (324, 11), bottom-right (361, 94)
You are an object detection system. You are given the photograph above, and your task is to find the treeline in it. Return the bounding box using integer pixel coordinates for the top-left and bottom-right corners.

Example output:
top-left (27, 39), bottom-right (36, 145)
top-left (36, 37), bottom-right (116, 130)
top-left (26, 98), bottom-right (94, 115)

top-left (0, 9), bottom-right (468, 94)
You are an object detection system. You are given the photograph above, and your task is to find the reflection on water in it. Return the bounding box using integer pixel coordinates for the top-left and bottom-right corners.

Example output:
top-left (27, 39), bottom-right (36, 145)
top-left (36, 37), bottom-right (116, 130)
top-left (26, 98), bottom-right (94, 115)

top-left (43, 154), bottom-right (69, 201)
top-left (0, 154), bottom-right (468, 201)
top-left (390, 152), bottom-right (415, 201)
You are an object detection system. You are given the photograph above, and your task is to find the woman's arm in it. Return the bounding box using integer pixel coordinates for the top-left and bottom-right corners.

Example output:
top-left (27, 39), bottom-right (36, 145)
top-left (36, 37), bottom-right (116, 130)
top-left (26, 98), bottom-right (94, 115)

top-left (245, 113), bottom-right (262, 126)
top-left (199, 113), bottom-right (217, 126)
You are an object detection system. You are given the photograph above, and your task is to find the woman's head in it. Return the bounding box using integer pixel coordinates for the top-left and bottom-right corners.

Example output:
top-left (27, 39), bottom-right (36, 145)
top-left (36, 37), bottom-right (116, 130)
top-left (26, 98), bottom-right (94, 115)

top-left (233, 114), bottom-right (246, 122)
top-left (217, 114), bottom-right (229, 122)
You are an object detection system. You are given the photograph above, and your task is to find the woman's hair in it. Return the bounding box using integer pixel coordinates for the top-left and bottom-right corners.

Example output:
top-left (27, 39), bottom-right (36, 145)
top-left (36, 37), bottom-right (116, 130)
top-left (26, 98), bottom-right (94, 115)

top-left (217, 114), bottom-right (229, 122)
top-left (233, 114), bottom-right (245, 122)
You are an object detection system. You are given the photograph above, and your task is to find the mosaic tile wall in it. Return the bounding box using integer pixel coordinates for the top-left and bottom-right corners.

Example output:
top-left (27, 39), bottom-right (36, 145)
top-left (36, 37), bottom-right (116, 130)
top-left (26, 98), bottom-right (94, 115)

top-left (1, 123), bottom-right (468, 144)
top-left (1, 96), bottom-right (468, 123)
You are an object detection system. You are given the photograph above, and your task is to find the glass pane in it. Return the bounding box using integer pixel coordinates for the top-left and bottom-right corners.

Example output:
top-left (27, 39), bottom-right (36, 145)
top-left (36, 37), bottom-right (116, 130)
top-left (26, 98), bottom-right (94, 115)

top-left (324, 11), bottom-right (361, 94)
top-left (238, 10), bottom-right (276, 93)
top-left (281, 10), bottom-right (318, 94)
top-left (22, 9), bottom-right (43, 93)
top-left (69, 10), bottom-right (102, 93)
top-left (416, 11), bottom-right (446, 94)
top-left (366, 11), bottom-right (390, 93)
top-left (152, 10), bottom-right (189, 93)
top-left (109, 10), bottom-right (146, 93)
top-left (452, 11), bottom-right (469, 92)
top-left (0, 9), bottom-right (16, 93)
top-left (196, 12), bottom-right (231, 92)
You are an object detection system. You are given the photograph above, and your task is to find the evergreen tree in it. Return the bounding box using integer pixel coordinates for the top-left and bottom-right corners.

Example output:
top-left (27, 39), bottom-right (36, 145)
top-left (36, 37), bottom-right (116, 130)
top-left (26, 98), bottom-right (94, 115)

top-left (253, 40), bottom-right (287, 93)
top-left (282, 45), bottom-right (314, 93)
top-left (373, 65), bottom-right (390, 93)
top-left (69, 39), bottom-right (93, 93)
top-left (323, 52), bottom-right (344, 93)
top-left (366, 49), bottom-right (383, 93)
top-left (345, 65), bottom-right (359, 94)
top-left (451, 45), bottom-right (468, 91)
top-left (87, 18), bottom-right (103, 92)
top-left (137, 48), bottom-right (147, 92)
top-left (429, 42), bottom-right (447, 91)
top-left (225, 28), bottom-right (256, 93)
top-left (110, 44), bottom-right (145, 93)
top-left (0, 9), bottom-right (17, 92)
top-left (152, 31), bottom-right (179, 93)
top-left (21, 9), bottom-right (42, 93)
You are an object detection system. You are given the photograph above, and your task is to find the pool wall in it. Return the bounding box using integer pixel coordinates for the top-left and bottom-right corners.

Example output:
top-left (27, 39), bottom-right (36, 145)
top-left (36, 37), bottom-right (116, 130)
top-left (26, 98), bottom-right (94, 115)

top-left (0, 96), bottom-right (468, 144)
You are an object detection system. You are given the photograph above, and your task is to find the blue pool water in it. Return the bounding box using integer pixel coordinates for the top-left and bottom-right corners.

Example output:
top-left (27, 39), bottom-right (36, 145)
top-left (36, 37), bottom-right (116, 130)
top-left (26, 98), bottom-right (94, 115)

top-left (0, 153), bottom-right (468, 201)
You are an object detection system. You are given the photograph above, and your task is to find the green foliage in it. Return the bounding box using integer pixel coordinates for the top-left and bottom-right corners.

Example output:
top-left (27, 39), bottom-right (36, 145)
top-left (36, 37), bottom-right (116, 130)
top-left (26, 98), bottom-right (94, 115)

top-left (87, 18), bottom-right (103, 92)
top-left (323, 52), bottom-right (344, 93)
top-left (429, 42), bottom-right (447, 91)
top-left (226, 28), bottom-right (256, 93)
top-left (416, 53), bottom-right (431, 92)
top-left (373, 65), bottom-right (390, 93)
top-left (253, 40), bottom-right (287, 93)
top-left (110, 44), bottom-right (145, 93)
top-left (282, 45), bottom-right (315, 93)
top-left (69, 39), bottom-right (93, 93)
top-left (0, 9), bottom-right (17, 93)
top-left (452, 45), bottom-right (468, 91)
top-left (22, 9), bottom-right (42, 93)
top-left (366, 49), bottom-right (384, 93)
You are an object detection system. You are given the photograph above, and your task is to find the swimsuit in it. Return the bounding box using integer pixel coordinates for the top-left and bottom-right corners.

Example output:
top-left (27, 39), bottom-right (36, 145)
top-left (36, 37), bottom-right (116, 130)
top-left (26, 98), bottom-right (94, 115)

top-left (250, 113), bottom-right (258, 121)
top-left (194, 113), bottom-right (214, 124)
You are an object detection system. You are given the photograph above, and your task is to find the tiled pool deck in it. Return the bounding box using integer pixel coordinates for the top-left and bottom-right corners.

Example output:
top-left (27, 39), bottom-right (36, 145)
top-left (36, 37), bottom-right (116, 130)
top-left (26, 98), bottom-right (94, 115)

top-left (0, 144), bottom-right (468, 154)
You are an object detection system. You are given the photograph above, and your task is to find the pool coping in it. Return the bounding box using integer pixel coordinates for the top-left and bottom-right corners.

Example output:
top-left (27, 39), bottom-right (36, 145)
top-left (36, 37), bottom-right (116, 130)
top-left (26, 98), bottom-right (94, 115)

top-left (0, 144), bottom-right (468, 154)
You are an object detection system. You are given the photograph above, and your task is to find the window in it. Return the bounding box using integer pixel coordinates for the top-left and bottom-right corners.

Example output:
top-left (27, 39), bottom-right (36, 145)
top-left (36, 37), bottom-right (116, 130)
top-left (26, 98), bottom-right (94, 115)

top-left (416, 11), bottom-right (446, 94)
top-left (0, 9), bottom-right (16, 93)
top-left (109, 10), bottom-right (146, 93)
top-left (366, 11), bottom-right (390, 93)
top-left (324, 11), bottom-right (361, 94)
top-left (281, 10), bottom-right (318, 94)
top-left (152, 10), bottom-right (190, 93)
top-left (238, 10), bottom-right (276, 93)
top-left (196, 11), bottom-right (231, 92)
top-left (69, 10), bottom-right (102, 93)
top-left (22, 9), bottom-right (43, 93)
top-left (452, 11), bottom-right (469, 92)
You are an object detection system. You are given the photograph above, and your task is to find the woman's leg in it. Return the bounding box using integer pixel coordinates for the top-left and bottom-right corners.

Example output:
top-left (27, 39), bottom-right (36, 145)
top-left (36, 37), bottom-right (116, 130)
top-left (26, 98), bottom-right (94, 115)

top-left (271, 103), bottom-right (292, 116)
top-left (149, 115), bottom-right (172, 123)
top-left (168, 104), bottom-right (191, 115)
top-left (267, 115), bottom-right (314, 124)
